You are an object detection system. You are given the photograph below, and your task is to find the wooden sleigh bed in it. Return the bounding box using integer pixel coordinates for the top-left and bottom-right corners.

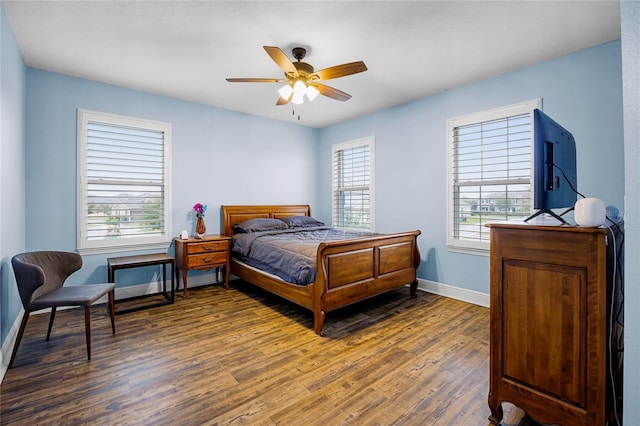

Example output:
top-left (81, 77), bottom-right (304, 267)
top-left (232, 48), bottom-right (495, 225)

top-left (221, 205), bottom-right (421, 335)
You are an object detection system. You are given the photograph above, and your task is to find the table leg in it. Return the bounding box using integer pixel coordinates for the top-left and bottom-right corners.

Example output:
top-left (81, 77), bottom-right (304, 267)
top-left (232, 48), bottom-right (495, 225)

top-left (175, 264), bottom-right (180, 292)
top-left (224, 264), bottom-right (230, 289)
top-left (162, 263), bottom-right (168, 301)
top-left (169, 261), bottom-right (175, 303)
top-left (182, 268), bottom-right (188, 298)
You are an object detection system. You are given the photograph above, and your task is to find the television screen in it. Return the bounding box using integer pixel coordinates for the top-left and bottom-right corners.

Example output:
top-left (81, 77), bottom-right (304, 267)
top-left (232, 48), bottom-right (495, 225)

top-left (525, 109), bottom-right (578, 224)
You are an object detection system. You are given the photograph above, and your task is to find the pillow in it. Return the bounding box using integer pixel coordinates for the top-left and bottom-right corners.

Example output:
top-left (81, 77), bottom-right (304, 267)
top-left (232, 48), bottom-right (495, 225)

top-left (280, 215), bottom-right (325, 228)
top-left (232, 218), bottom-right (288, 233)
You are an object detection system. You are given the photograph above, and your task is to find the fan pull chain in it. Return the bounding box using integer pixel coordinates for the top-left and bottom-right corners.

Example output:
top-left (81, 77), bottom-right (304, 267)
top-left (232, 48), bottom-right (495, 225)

top-left (292, 109), bottom-right (301, 121)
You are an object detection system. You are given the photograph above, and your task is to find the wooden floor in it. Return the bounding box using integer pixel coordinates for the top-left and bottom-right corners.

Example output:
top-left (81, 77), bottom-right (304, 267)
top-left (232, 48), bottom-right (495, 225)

top-left (1, 281), bottom-right (526, 425)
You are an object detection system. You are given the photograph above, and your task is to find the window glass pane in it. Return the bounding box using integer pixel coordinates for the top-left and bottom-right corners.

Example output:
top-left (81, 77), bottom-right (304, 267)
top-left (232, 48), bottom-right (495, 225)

top-left (332, 138), bottom-right (374, 230)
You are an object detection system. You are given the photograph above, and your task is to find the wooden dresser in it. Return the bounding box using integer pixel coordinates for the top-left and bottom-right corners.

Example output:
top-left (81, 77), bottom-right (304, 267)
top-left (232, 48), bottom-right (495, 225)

top-left (174, 235), bottom-right (231, 297)
top-left (487, 223), bottom-right (617, 426)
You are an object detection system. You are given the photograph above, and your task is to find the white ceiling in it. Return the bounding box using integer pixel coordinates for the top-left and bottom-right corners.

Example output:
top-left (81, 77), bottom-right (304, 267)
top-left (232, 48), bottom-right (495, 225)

top-left (2, 1), bottom-right (621, 128)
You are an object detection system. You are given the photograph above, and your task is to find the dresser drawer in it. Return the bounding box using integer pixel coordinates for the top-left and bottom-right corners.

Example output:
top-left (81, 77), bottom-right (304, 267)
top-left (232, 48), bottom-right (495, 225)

top-left (186, 240), bottom-right (229, 255)
top-left (187, 251), bottom-right (228, 268)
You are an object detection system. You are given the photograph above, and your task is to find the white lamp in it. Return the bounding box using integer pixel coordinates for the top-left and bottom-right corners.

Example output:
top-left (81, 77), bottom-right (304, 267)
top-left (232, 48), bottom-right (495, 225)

top-left (290, 80), bottom-right (306, 104)
top-left (278, 84), bottom-right (293, 101)
top-left (306, 84), bottom-right (320, 101)
top-left (280, 80), bottom-right (320, 105)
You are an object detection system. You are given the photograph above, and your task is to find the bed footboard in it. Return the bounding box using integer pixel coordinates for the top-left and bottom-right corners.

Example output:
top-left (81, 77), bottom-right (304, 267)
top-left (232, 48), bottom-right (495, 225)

top-left (313, 230), bottom-right (421, 334)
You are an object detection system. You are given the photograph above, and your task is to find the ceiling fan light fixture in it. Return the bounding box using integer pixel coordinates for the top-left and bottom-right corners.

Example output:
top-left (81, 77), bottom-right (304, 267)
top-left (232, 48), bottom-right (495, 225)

top-left (291, 91), bottom-right (305, 105)
top-left (226, 46), bottom-right (367, 106)
top-left (292, 80), bottom-right (307, 96)
top-left (291, 79), bottom-right (308, 104)
top-left (306, 84), bottom-right (320, 101)
top-left (278, 84), bottom-right (293, 100)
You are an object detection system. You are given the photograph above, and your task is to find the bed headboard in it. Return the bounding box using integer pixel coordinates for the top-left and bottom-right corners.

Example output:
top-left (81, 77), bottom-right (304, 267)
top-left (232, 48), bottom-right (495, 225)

top-left (221, 205), bottom-right (312, 237)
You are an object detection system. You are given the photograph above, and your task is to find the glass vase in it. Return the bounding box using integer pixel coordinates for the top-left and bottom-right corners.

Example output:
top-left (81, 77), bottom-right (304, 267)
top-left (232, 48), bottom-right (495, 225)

top-left (195, 216), bottom-right (206, 239)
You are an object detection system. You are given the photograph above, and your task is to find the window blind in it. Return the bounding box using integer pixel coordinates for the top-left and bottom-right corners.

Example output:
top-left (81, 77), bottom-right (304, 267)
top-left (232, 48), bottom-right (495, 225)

top-left (82, 119), bottom-right (167, 244)
top-left (332, 142), bottom-right (372, 230)
top-left (451, 112), bottom-right (532, 243)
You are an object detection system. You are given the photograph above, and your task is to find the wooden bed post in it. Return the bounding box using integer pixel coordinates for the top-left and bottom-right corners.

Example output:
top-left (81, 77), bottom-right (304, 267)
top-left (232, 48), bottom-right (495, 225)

top-left (313, 310), bottom-right (326, 336)
top-left (410, 242), bottom-right (421, 298)
top-left (313, 243), bottom-right (329, 335)
top-left (410, 280), bottom-right (418, 298)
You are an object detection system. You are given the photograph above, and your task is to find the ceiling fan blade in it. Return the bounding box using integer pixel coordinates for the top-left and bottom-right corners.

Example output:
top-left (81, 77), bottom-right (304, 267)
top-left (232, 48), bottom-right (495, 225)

top-left (226, 78), bottom-right (284, 83)
top-left (312, 83), bottom-right (352, 102)
top-left (310, 61), bottom-right (367, 81)
top-left (263, 46), bottom-right (298, 77)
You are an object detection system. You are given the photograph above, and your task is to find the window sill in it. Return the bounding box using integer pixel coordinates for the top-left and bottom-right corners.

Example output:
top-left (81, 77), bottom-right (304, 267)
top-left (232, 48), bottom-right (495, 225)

top-left (446, 244), bottom-right (490, 257)
top-left (78, 241), bottom-right (172, 256)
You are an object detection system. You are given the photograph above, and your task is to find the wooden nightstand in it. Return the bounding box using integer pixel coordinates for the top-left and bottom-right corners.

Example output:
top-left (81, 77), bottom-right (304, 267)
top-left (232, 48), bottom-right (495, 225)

top-left (174, 234), bottom-right (231, 297)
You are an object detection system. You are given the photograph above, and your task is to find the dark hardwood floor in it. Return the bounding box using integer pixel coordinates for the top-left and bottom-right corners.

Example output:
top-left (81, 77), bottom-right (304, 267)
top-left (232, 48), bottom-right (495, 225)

top-left (0, 281), bottom-right (524, 425)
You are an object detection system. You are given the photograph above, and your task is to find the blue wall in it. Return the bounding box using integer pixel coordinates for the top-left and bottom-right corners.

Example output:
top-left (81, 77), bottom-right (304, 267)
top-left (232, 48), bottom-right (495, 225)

top-left (317, 40), bottom-right (624, 294)
top-left (24, 69), bottom-right (319, 286)
top-left (0, 7), bottom-right (26, 347)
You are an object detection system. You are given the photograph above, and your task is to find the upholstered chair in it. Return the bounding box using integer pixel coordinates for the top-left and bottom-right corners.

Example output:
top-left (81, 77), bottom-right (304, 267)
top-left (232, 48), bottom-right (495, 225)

top-left (10, 251), bottom-right (116, 367)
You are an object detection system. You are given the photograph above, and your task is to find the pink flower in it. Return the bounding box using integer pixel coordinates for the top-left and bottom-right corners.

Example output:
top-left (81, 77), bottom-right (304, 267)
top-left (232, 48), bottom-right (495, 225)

top-left (193, 203), bottom-right (207, 217)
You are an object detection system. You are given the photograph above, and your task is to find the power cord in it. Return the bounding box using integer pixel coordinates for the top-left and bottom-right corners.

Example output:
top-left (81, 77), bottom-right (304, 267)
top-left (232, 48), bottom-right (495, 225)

top-left (605, 217), bottom-right (624, 426)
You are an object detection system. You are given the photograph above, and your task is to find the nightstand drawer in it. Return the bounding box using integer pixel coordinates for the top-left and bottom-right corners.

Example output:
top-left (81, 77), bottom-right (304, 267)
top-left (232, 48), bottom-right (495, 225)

top-left (187, 252), bottom-right (228, 268)
top-left (187, 240), bottom-right (229, 255)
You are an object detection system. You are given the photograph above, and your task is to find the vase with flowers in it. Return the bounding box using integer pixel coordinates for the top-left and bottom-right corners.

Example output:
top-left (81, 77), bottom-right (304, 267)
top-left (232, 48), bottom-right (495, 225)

top-left (193, 202), bottom-right (207, 238)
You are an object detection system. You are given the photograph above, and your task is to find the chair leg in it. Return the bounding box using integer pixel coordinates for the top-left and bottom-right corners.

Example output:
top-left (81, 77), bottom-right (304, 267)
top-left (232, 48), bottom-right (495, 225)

top-left (9, 311), bottom-right (30, 368)
top-left (108, 289), bottom-right (116, 334)
top-left (84, 306), bottom-right (91, 361)
top-left (46, 307), bottom-right (57, 341)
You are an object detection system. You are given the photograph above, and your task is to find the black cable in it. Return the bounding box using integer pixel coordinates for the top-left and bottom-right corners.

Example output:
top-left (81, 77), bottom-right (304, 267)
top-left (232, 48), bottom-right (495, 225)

top-left (607, 216), bottom-right (625, 327)
top-left (605, 222), bottom-right (623, 426)
top-left (553, 163), bottom-right (586, 199)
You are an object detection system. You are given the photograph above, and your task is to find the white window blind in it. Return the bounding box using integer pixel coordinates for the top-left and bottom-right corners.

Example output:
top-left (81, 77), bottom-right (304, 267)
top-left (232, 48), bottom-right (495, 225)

top-left (332, 137), bottom-right (375, 230)
top-left (447, 100), bottom-right (540, 254)
top-left (77, 109), bottom-right (171, 253)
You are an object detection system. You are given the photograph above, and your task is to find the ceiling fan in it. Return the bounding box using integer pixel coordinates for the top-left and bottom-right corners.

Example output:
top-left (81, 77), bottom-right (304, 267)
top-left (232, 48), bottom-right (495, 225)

top-left (226, 46), bottom-right (367, 105)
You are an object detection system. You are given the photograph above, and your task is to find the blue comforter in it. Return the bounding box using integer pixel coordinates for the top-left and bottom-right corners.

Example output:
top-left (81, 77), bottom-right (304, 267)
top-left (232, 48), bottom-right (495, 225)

top-left (231, 226), bottom-right (377, 285)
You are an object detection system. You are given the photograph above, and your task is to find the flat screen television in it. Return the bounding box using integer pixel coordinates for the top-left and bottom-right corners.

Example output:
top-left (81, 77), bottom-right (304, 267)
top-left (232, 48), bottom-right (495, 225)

top-left (524, 109), bottom-right (578, 224)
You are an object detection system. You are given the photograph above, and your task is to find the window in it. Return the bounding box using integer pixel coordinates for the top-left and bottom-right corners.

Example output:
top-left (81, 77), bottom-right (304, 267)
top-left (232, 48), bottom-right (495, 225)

top-left (447, 99), bottom-right (541, 254)
top-left (77, 109), bottom-right (172, 253)
top-left (332, 136), bottom-right (375, 230)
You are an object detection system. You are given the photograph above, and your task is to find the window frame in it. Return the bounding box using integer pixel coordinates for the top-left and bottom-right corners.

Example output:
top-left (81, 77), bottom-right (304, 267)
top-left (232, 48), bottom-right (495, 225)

top-left (77, 109), bottom-right (172, 254)
top-left (331, 136), bottom-right (376, 231)
top-left (446, 99), bottom-right (541, 255)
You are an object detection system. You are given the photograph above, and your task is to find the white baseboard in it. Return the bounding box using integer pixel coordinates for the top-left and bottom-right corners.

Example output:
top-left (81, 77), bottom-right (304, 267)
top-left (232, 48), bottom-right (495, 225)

top-left (417, 278), bottom-right (489, 308)
top-left (0, 309), bottom-right (25, 382)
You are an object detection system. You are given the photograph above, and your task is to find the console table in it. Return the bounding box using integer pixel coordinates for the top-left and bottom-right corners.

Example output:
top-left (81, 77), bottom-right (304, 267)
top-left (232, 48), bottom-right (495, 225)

top-left (107, 253), bottom-right (175, 314)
